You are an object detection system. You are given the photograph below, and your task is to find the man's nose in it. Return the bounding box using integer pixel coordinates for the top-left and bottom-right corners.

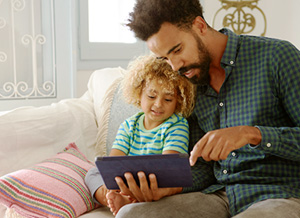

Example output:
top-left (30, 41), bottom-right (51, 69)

top-left (167, 57), bottom-right (183, 72)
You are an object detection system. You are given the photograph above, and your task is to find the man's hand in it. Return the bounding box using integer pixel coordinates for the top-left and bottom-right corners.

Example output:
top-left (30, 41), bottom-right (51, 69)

top-left (190, 126), bottom-right (262, 165)
top-left (115, 171), bottom-right (182, 202)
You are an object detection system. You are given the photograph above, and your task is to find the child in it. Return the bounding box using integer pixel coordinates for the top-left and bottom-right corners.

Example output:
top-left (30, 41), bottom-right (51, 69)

top-left (85, 54), bottom-right (195, 216)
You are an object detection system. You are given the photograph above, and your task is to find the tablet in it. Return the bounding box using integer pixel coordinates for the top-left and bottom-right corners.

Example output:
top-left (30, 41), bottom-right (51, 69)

top-left (95, 153), bottom-right (193, 190)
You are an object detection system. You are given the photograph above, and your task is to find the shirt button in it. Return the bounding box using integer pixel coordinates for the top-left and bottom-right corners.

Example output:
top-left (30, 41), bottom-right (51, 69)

top-left (223, 169), bottom-right (228, 174)
top-left (266, 143), bottom-right (272, 148)
top-left (230, 60), bottom-right (234, 65)
top-left (219, 102), bottom-right (224, 107)
top-left (232, 152), bottom-right (236, 157)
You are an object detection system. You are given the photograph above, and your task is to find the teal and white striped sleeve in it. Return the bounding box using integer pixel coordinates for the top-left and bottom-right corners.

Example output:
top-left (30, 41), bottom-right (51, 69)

top-left (111, 119), bottom-right (131, 155)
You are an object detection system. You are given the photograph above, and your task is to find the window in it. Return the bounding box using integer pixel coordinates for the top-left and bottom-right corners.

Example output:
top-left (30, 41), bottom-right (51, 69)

top-left (88, 0), bottom-right (136, 43)
top-left (0, 0), bottom-right (74, 111)
top-left (79, 0), bottom-right (146, 61)
top-left (0, 0), bottom-right (56, 100)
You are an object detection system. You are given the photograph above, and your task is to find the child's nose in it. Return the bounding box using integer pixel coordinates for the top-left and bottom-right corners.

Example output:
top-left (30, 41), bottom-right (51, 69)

top-left (154, 99), bottom-right (162, 107)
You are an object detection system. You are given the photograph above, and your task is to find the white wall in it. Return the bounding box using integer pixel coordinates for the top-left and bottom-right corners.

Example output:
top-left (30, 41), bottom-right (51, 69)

top-left (202, 0), bottom-right (300, 49)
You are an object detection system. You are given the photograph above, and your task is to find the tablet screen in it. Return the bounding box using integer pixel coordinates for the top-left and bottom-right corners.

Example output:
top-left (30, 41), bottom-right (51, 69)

top-left (95, 153), bottom-right (193, 189)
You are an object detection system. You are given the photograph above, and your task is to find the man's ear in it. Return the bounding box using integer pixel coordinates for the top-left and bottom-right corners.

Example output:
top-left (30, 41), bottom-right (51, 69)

top-left (192, 16), bottom-right (207, 35)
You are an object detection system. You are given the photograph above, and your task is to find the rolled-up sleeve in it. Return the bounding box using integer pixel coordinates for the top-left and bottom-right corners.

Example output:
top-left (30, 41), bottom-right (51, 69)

top-left (85, 167), bottom-right (105, 204)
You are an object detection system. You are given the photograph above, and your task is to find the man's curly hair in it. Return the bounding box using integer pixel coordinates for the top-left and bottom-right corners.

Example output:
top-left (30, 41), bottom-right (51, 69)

top-left (121, 55), bottom-right (196, 118)
top-left (126, 0), bottom-right (205, 41)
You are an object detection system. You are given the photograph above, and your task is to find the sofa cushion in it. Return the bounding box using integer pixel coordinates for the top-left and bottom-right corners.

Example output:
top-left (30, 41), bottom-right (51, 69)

top-left (83, 67), bottom-right (126, 127)
top-left (0, 143), bottom-right (98, 218)
top-left (95, 74), bottom-right (140, 156)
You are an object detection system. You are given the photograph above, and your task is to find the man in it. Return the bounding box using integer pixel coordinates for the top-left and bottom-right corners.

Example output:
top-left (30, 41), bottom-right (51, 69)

top-left (113, 0), bottom-right (300, 217)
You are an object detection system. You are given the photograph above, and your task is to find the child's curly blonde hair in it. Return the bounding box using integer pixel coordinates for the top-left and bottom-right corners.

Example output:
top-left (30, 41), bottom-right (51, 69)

top-left (121, 54), bottom-right (196, 118)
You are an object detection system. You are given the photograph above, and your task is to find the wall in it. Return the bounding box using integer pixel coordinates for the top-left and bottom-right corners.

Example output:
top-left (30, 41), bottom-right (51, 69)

top-left (202, 0), bottom-right (300, 48)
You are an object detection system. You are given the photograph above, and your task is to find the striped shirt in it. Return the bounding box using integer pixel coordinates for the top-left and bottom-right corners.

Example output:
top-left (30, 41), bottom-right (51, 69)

top-left (184, 28), bottom-right (300, 215)
top-left (112, 112), bottom-right (189, 155)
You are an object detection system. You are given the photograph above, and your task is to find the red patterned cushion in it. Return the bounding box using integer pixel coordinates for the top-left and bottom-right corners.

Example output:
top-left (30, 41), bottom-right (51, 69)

top-left (0, 143), bottom-right (97, 217)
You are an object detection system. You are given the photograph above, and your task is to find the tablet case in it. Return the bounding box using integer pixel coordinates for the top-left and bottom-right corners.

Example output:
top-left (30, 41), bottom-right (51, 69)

top-left (95, 153), bottom-right (193, 189)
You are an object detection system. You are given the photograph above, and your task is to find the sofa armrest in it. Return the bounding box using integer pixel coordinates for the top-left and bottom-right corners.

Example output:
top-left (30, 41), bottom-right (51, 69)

top-left (0, 98), bottom-right (98, 177)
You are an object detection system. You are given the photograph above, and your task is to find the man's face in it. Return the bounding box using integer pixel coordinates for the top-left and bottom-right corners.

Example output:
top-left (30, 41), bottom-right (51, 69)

top-left (147, 22), bottom-right (211, 85)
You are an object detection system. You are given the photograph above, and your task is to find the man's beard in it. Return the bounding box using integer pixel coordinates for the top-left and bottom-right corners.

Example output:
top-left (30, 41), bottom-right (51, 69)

top-left (178, 32), bottom-right (211, 85)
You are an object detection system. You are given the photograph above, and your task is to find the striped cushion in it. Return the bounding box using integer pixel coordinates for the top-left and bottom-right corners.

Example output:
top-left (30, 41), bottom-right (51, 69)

top-left (0, 143), bottom-right (97, 218)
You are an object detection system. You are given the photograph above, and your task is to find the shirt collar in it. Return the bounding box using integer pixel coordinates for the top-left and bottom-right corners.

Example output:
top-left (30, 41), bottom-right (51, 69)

top-left (197, 28), bottom-right (240, 95)
top-left (219, 28), bottom-right (240, 67)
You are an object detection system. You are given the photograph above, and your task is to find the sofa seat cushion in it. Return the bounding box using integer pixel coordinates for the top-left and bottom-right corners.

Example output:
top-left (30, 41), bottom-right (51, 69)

top-left (0, 143), bottom-right (98, 218)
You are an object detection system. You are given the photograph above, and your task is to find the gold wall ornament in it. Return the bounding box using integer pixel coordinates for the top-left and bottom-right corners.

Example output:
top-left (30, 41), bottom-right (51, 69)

top-left (212, 0), bottom-right (267, 36)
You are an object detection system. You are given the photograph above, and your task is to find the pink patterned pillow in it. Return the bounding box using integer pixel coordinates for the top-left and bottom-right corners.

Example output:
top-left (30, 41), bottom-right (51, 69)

top-left (0, 143), bottom-right (97, 218)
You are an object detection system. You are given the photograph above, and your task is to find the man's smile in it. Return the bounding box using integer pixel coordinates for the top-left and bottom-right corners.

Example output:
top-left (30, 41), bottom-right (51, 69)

top-left (183, 69), bottom-right (196, 78)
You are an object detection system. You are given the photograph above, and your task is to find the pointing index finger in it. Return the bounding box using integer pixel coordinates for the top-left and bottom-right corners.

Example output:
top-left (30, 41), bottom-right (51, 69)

top-left (189, 139), bottom-right (206, 166)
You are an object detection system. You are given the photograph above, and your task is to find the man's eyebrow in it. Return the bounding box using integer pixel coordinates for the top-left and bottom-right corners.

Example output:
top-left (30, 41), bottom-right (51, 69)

top-left (167, 43), bottom-right (181, 55)
top-left (156, 43), bottom-right (181, 60)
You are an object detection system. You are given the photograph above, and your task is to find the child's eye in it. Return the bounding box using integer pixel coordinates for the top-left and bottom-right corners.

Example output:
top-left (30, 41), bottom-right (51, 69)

top-left (148, 95), bottom-right (155, 99)
top-left (165, 99), bottom-right (173, 102)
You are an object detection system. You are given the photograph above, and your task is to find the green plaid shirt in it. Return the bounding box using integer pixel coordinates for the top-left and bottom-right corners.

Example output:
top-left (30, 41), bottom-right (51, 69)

top-left (183, 29), bottom-right (300, 215)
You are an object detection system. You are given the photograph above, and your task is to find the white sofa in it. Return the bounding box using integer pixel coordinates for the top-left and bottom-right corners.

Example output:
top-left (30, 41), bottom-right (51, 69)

top-left (0, 67), bottom-right (139, 218)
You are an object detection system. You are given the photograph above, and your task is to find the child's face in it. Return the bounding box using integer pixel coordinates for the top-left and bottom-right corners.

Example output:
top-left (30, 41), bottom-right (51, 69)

top-left (140, 79), bottom-right (177, 130)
